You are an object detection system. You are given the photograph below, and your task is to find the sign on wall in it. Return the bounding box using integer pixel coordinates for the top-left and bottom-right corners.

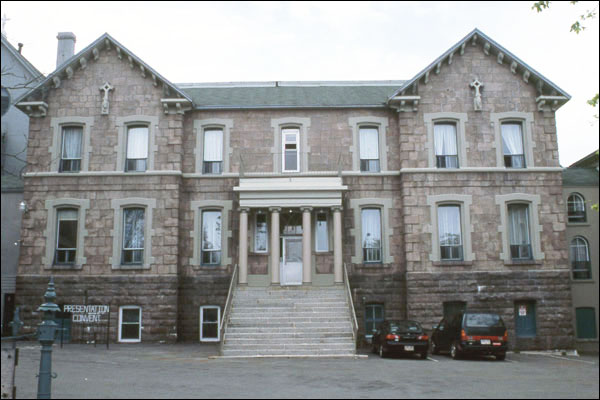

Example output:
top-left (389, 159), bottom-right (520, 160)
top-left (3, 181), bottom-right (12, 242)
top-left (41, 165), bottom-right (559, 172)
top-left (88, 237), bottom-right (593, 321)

top-left (519, 305), bottom-right (527, 317)
top-left (63, 305), bottom-right (109, 323)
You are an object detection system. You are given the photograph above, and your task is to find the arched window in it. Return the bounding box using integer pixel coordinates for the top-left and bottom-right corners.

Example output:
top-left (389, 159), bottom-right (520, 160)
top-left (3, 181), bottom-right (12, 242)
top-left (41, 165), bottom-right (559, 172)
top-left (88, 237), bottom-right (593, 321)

top-left (567, 193), bottom-right (586, 223)
top-left (571, 237), bottom-right (591, 280)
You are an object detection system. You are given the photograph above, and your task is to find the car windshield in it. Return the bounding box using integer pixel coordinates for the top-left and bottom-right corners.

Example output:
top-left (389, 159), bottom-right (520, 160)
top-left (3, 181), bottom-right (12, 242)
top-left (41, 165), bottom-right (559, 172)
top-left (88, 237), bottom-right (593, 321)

top-left (389, 321), bottom-right (422, 333)
top-left (464, 314), bottom-right (504, 328)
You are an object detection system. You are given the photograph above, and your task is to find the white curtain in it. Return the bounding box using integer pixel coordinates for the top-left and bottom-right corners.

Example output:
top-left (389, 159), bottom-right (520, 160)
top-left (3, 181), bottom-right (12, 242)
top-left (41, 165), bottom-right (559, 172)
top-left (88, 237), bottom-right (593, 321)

top-left (434, 124), bottom-right (457, 156)
top-left (359, 128), bottom-right (379, 160)
top-left (204, 129), bottom-right (223, 162)
top-left (570, 238), bottom-right (590, 262)
top-left (501, 124), bottom-right (524, 156)
top-left (127, 127), bottom-right (149, 159)
top-left (123, 209), bottom-right (145, 249)
top-left (361, 209), bottom-right (381, 249)
top-left (255, 214), bottom-right (268, 252)
top-left (508, 205), bottom-right (530, 245)
top-left (62, 127), bottom-right (82, 159)
top-left (202, 211), bottom-right (222, 251)
top-left (437, 206), bottom-right (462, 246)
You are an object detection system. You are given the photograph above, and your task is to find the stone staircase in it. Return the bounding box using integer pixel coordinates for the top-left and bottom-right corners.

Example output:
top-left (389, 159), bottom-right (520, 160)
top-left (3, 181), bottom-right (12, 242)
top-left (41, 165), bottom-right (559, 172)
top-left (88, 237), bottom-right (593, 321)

top-left (221, 286), bottom-right (356, 357)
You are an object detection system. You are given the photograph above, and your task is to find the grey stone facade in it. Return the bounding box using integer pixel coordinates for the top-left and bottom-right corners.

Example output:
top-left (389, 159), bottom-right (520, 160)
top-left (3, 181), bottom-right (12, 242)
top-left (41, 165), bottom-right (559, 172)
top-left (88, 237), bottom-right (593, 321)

top-left (13, 29), bottom-right (575, 349)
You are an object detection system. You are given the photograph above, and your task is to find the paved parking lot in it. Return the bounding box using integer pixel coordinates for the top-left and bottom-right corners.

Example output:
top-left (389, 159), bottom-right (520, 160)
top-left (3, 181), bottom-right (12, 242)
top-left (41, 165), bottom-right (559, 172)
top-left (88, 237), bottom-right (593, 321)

top-left (13, 343), bottom-right (599, 399)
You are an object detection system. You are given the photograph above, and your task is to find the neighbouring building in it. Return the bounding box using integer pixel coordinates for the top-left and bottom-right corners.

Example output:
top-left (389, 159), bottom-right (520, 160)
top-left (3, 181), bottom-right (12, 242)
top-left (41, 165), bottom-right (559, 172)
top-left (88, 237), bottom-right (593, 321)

top-left (13, 28), bottom-right (575, 353)
top-left (563, 150), bottom-right (599, 353)
top-left (1, 32), bottom-right (43, 335)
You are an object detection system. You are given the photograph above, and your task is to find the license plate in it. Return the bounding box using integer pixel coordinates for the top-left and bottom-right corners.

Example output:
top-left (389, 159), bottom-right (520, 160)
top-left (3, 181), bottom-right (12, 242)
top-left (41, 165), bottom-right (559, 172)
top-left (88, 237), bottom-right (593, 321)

top-left (404, 345), bottom-right (414, 351)
top-left (394, 338), bottom-right (399, 342)
top-left (492, 342), bottom-right (502, 346)
top-left (481, 339), bottom-right (491, 345)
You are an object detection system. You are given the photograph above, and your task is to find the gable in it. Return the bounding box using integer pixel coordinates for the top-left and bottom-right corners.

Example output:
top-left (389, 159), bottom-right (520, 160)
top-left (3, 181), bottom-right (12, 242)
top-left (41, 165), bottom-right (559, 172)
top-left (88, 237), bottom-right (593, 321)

top-left (388, 29), bottom-right (570, 113)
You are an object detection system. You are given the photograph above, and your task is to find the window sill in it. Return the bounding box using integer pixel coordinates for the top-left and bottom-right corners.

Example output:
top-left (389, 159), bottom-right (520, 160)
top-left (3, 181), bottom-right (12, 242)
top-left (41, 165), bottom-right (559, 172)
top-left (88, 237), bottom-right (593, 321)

top-left (575, 338), bottom-right (599, 342)
top-left (567, 222), bottom-right (591, 227)
top-left (114, 264), bottom-right (151, 270)
top-left (504, 260), bottom-right (543, 266)
top-left (249, 252), bottom-right (268, 256)
top-left (191, 264), bottom-right (229, 271)
top-left (48, 264), bottom-right (82, 270)
top-left (432, 261), bottom-right (473, 267)
top-left (571, 279), bottom-right (595, 283)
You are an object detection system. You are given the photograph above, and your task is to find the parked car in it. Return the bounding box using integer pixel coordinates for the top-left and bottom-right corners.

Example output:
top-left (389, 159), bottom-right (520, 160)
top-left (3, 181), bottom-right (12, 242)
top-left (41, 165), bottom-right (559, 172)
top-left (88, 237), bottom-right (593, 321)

top-left (430, 312), bottom-right (508, 361)
top-left (371, 320), bottom-right (429, 359)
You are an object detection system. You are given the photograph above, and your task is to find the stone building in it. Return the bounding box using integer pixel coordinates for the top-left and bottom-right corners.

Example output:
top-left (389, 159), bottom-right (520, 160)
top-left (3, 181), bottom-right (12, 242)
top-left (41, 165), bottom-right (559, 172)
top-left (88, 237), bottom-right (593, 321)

top-left (563, 151), bottom-right (599, 353)
top-left (14, 28), bottom-right (574, 353)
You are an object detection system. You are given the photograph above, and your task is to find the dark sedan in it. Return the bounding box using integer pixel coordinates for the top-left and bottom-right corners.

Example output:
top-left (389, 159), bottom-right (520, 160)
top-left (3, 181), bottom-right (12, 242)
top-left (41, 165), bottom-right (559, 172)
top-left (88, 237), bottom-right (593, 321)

top-left (371, 320), bottom-right (429, 359)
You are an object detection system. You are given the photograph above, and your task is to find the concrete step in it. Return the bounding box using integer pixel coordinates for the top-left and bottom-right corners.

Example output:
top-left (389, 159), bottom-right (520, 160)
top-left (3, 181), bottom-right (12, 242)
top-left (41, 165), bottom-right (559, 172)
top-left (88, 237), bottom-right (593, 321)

top-left (224, 333), bottom-right (353, 340)
top-left (228, 318), bottom-right (351, 326)
top-left (229, 312), bottom-right (347, 319)
top-left (231, 306), bottom-right (350, 313)
top-left (224, 337), bottom-right (354, 345)
top-left (221, 348), bottom-right (356, 357)
top-left (225, 326), bottom-right (353, 334)
top-left (232, 300), bottom-right (348, 307)
top-left (222, 342), bottom-right (355, 350)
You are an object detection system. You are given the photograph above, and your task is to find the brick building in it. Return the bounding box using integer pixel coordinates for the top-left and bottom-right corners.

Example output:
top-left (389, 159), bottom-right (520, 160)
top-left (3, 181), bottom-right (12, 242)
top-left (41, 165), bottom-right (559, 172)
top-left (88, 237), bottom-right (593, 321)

top-left (14, 28), bottom-right (574, 353)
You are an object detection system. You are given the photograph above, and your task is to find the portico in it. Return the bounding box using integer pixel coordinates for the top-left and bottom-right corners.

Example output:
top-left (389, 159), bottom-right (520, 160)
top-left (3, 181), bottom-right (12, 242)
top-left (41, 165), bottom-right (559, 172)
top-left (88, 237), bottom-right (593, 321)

top-left (234, 177), bottom-right (347, 287)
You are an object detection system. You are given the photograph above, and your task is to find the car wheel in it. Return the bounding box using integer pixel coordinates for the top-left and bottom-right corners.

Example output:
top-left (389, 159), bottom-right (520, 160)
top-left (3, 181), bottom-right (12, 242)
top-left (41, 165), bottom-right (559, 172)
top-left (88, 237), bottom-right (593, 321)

top-left (379, 344), bottom-right (387, 359)
top-left (371, 342), bottom-right (377, 354)
top-left (450, 342), bottom-right (461, 360)
top-left (421, 351), bottom-right (429, 360)
top-left (496, 353), bottom-right (506, 361)
top-left (431, 340), bottom-right (439, 355)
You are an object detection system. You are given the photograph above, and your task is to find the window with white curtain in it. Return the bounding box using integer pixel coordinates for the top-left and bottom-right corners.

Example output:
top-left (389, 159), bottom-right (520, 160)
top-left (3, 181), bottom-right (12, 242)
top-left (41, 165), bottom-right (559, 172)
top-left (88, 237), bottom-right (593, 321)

top-left (437, 205), bottom-right (463, 261)
top-left (361, 208), bottom-right (382, 263)
top-left (315, 212), bottom-right (329, 252)
top-left (122, 208), bottom-right (145, 264)
top-left (255, 213), bottom-right (268, 253)
top-left (54, 208), bottom-right (78, 264)
top-left (434, 123), bottom-right (459, 168)
top-left (125, 126), bottom-right (148, 172)
top-left (60, 126), bottom-right (82, 172)
top-left (501, 123), bottom-right (526, 168)
top-left (359, 127), bottom-right (380, 172)
top-left (571, 236), bottom-right (591, 280)
top-left (508, 204), bottom-right (532, 260)
top-left (567, 193), bottom-right (587, 223)
top-left (202, 210), bottom-right (222, 265)
top-left (203, 129), bottom-right (223, 174)
top-left (282, 128), bottom-right (299, 172)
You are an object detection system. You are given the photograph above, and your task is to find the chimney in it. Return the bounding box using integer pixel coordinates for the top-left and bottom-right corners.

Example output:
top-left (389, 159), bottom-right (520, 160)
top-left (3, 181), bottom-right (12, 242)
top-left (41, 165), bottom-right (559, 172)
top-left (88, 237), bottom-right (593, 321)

top-left (56, 32), bottom-right (76, 68)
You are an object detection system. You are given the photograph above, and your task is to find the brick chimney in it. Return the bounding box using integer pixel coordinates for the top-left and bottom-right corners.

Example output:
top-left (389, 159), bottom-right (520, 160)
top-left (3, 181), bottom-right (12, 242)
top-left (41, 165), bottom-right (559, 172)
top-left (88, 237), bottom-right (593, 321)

top-left (56, 32), bottom-right (76, 68)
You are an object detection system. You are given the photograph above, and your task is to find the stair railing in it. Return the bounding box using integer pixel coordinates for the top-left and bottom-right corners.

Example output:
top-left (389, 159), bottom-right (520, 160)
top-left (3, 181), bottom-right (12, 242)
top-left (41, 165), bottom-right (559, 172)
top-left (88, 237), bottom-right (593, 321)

top-left (343, 262), bottom-right (359, 349)
top-left (219, 264), bottom-right (238, 355)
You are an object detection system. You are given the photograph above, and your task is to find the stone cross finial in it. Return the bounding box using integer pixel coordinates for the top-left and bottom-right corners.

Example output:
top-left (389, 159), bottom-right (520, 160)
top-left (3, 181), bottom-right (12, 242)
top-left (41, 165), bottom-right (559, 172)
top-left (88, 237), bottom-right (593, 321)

top-left (1, 13), bottom-right (10, 36)
top-left (470, 78), bottom-right (484, 111)
top-left (99, 82), bottom-right (113, 115)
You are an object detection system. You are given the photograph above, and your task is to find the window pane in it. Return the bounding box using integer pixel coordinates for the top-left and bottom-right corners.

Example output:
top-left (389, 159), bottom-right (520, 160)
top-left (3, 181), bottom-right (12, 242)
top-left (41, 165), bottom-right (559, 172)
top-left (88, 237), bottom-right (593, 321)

top-left (123, 209), bottom-right (145, 250)
top-left (127, 127), bottom-right (148, 159)
top-left (255, 214), bottom-right (268, 252)
top-left (121, 324), bottom-right (140, 340)
top-left (204, 129), bottom-right (223, 162)
top-left (57, 220), bottom-right (78, 249)
top-left (284, 150), bottom-right (298, 171)
top-left (434, 124), bottom-right (458, 157)
top-left (359, 127), bottom-right (379, 160)
top-left (361, 209), bottom-right (381, 262)
top-left (501, 124), bottom-right (524, 155)
top-left (203, 308), bottom-right (219, 323)
top-left (122, 309), bottom-right (140, 323)
top-left (316, 214), bottom-right (328, 251)
top-left (202, 211), bottom-right (222, 251)
top-left (202, 323), bottom-right (218, 339)
top-left (62, 127), bottom-right (82, 159)
top-left (508, 204), bottom-right (530, 246)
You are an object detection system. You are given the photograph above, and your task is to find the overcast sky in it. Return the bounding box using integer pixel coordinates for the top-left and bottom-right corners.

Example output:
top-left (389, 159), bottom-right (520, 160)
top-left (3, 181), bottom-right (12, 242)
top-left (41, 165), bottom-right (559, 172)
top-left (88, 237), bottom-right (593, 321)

top-left (2, 1), bottom-right (598, 166)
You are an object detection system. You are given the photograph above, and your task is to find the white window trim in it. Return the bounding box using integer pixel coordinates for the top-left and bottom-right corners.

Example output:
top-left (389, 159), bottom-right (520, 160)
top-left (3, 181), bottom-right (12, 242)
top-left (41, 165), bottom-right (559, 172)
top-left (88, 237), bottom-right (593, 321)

top-left (424, 112), bottom-right (469, 168)
top-left (495, 193), bottom-right (544, 262)
top-left (349, 116), bottom-right (389, 172)
top-left (190, 200), bottom-right (233, 267)
top-left (491, 112), bottom-right (535, 168)
top-left (193, 118), bottom-right (233, 174)
top-left (350, 198), bottom-right (394, 264)
top-left (200, 305), bottom-right (221, 342)
top-left (426, 194), bottom-right (475, 262)
top-left (271, 117), bottom-right (311, 173)
top-left (43, 198), bottom-right (90, 269)
top-left (118, 306), bottom-right (142, 343)
top-left (110, 198), bottom-right (156, 269)
top-left (281, 128), bottom-right (300, 173)
top-left (116, 115), bottom-right (158, 172)
top-left (50, 117), bottom-right (94, 172)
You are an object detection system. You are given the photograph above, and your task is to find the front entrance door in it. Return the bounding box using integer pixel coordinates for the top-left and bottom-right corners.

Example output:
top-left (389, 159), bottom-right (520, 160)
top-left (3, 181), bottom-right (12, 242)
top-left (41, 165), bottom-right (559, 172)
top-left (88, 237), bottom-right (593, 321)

top-left (281, 237), bottom-right (302, 285)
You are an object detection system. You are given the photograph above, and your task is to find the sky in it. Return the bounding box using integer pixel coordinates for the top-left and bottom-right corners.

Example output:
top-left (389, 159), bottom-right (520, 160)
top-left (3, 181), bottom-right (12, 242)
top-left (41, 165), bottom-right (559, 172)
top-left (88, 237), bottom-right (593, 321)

top-left (1, 1), bottom-right (598, 167)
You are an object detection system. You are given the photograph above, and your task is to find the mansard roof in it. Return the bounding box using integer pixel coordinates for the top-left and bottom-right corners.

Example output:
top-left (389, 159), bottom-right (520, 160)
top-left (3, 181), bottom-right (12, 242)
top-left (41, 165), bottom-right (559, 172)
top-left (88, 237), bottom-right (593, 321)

top-left (177, 81), bottom-right (405, 109)
top-left (14, 33), bottom-right (192, 105)
top-left (388, 28), bottom-right (571, 111)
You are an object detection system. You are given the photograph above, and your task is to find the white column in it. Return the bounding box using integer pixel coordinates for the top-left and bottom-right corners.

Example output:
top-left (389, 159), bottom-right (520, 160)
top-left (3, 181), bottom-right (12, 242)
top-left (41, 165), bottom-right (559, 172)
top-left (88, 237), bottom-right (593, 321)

top-left (301, 207), bottom-right (312, 285)
top-left (238, 208), bottom-right (249, 285)
top-left (333, 206), bottom-right (343, 284)
top-left (269, 207), bottom-right (281, 285)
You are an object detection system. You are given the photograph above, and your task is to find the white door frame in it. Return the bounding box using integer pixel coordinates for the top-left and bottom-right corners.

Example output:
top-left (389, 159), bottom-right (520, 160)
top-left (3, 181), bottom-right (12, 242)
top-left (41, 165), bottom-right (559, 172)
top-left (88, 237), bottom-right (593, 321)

top-left (280, 236), bottom-right (303, 286)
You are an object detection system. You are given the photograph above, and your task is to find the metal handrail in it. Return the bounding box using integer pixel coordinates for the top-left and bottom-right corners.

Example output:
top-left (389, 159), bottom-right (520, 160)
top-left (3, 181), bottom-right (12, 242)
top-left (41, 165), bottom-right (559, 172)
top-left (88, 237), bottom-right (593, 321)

top-left (219, 264), bottom-right (238, 354)
top-left (343, 263), bottom-right (359, 347)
